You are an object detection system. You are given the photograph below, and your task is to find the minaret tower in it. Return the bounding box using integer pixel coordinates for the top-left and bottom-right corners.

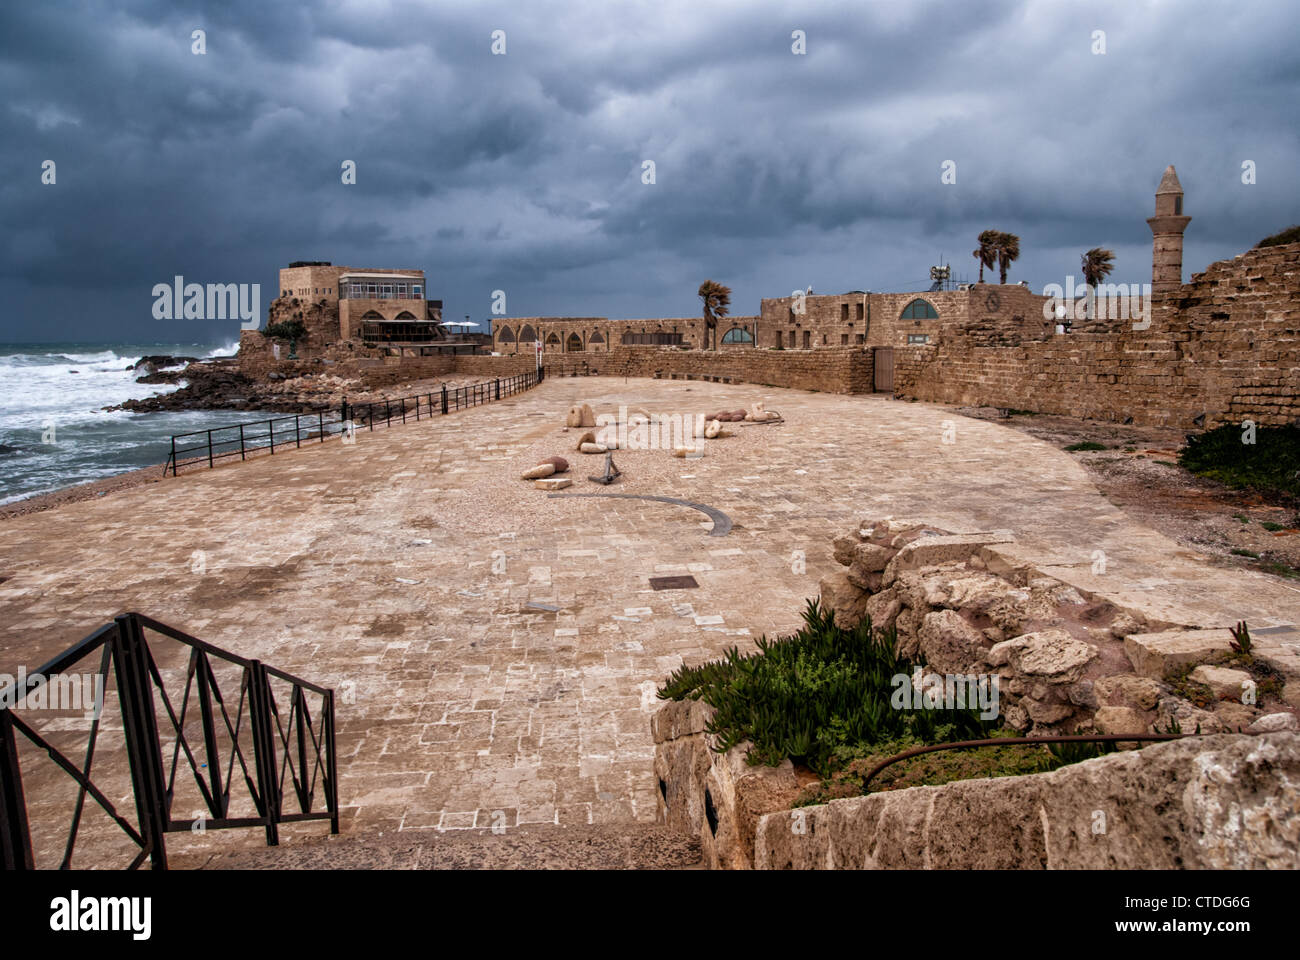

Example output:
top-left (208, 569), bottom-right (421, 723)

top-left (1146, 165), bottom-right (1191, 294)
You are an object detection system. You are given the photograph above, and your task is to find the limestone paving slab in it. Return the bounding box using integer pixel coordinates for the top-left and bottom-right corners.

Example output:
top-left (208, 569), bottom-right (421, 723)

top-left (0, 375), bottom-right (1296, 866)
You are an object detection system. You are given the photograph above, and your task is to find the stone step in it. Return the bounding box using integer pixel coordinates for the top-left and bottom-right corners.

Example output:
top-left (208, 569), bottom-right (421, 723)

top-left (167, 823), bottom-right (703, 870)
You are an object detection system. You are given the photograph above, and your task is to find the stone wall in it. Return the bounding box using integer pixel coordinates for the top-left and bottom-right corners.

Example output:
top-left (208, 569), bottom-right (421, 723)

top-left (752, 732), bottom-right (1300, 869)
top-left (896, 243), bottom-right (1300, 428)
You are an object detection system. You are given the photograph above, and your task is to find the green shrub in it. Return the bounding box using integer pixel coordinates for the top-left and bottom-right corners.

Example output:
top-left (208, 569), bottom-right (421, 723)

top-left (263, 319), bottom-right (306, 341)
top-left (1064, 441), bottom-right (1108, 452)
top-left (1179, 424), bottom-right (1300, 499)
top-left (1256, 224), bottom-right (1300, 248)
top-left (657, 600), bottom-right (993, 774)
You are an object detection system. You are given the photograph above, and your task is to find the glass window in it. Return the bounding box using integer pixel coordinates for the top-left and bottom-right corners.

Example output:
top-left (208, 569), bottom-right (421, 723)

top-left (413, 286), bottom-right (422, 299)
top-left (901, 299), bottom-right (939, 319)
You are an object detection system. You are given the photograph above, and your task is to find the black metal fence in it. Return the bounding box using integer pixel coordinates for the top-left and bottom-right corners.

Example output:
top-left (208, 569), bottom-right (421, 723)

top-left (0, 613), bottom-right (338, 870)
top-left (164, 367), bottom-right (543, 476)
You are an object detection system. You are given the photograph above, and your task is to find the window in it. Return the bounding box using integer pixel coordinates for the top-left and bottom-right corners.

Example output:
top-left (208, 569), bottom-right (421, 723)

top-left (1175, 196), bottom-right (1183, 215)
top-left (567, 332), bottom-right (584, 351)
top-left (620, 331), bottom-right (683, 345)
top-left (856, 303), bottom-right (864, 321)
top-left (841, 334), bottom-right (848, 345)
top-left (856, 333), bottom-right (865, 344)
top-left (901, 299), bottom-right (939, 320)
top-left (589, 330), bottom-right (605, 344)
top-left (382, 284), bottom-right (393, 299)
top-left (721, 326), bottom-right (753, 344)
top-left (413, 285), bottom-right (422, 299)
top-left (499, 326), bottom-right (516, 343)
top-left (803, 330), bottom-right (811, 349)
top-left (518, 325), bottom-right (537, 343)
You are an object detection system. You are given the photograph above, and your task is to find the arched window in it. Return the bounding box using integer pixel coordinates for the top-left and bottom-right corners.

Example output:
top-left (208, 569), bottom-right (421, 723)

top-left (589, 330), bottom-right (605, 344)
top-left (498, 326), bottom-right (516, 343)
top-left (900, 298), bottom-right (939, 320)
top-left (546, 332), bottom-right (560, 347)
top-left (518, 324), bottom-right (537, 343)
top-left (721, 326), bottom-right (754, 344)
top-left (566, 332), bottom-right (584, 352)
top-left (393, 311), bottom-right (418, 321)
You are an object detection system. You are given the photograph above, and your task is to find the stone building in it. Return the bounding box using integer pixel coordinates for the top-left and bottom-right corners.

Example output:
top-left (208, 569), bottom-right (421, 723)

top-left (272, 261), bottom-right (444, 344)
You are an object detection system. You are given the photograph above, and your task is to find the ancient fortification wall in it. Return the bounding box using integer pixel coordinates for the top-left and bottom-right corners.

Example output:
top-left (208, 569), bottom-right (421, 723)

top-left (894, 243), bottom-right (1300, 428)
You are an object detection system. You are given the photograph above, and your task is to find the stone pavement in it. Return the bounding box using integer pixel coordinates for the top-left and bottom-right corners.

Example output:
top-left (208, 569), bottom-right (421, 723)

top-left (1, 376), bottom-right (1296, 865)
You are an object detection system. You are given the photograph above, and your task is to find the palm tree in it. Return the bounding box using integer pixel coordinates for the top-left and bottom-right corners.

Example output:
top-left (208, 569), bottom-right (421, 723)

top-left (1080, 247), bottom-right (1115, 320)
top-left (698, 280), bottom-right (731, 350)
top-left (972, 230), bottom-right (999, 283)
top-left (995, 232), bottom-right (1020, 284)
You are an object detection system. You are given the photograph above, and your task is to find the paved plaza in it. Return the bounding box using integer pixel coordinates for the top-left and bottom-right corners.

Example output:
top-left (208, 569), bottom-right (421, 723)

top-left (2, 376), bottom-right (1297, 863)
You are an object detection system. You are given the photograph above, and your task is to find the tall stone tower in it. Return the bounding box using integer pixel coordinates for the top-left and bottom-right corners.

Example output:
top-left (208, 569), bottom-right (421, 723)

top-left (1146, 165), bottom-right (1191, 294)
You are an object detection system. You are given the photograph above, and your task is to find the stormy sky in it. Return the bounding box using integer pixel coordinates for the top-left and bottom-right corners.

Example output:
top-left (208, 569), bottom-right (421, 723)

top-left (1, 0), bottom-right (1296, 345)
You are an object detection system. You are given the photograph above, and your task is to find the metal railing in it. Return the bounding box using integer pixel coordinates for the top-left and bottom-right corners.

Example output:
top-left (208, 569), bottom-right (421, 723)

top-left (164, 367), bottom-right (543, 476)
top-left (0, 613), bottom-right (338, 870)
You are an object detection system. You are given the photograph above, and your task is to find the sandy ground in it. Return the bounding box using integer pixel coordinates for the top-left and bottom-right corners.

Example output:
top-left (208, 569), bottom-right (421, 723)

top-left (954, 406), bottom-right (1300, 582)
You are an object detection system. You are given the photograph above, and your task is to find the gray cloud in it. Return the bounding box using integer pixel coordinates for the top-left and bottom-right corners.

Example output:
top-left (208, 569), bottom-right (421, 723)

top-left (0, 0), bottom-right (1295, 342)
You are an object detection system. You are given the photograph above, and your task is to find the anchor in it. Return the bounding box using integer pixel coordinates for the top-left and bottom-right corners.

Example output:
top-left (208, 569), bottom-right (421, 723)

top-left (588, 451), bottom-right (622, 485)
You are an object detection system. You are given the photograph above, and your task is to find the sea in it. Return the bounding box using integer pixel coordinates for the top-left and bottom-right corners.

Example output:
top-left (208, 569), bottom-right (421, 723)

top-left (0, 341), bottom-right (268, 505)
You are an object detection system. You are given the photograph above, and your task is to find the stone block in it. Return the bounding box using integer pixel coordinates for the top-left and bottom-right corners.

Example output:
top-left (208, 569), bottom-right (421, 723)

top-left (1124, 629), bottom-right (1236, 679)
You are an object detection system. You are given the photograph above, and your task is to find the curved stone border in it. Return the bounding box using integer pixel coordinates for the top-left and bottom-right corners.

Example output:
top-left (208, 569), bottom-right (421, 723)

top-left (545, 493), bottom-right (733, 537)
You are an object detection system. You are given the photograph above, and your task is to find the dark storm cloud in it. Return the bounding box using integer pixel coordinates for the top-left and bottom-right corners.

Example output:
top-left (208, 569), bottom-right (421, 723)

top-left (0, 0), bottom-right (1296, 342)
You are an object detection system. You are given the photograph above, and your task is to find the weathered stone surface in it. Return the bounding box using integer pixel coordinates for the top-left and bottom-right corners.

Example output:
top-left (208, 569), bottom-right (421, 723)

top-left (1093, 674), bottom-right (1167, 711)
top-left (1004, 629), bottom-right (1097, 684)
top-left (864, 589), bottom-right (903, 633)
top-left (893, 606), bottom-right (923, 660)
top-left (1093, 705), bottom-right (1149, 735)
top-left (534, 477), bottom-right (572, 490)
top-left (1249, 712), bottom-right (1299, 734)
top-left (753, 733), bottom-right (1300, 869)
top-left (1024, 698), bottom-right (1072, 725)
top-left (1213, 701), bottom-right (1260, 732)
top-left (884, 532), bottom-right (1015, 583)
top-left (520, 463), bottom-right (555, 480)
top-left (1190, 664), bottom-right (1253, 701)
top-left (579, 442), bottom-right (607, 454)
top-left (917, 610), bottom-right (988, 675)
top-left (1124, 629), bottom-right (1235, 679)
top-left (850, 542), bottom-right (893, 575)
top-left (831, 533), bottom-right (859, 567)
top-left (943, 575), bottom-right (1031, 633)
top-left (652, 701), bottom-right (799, 870)
top-left (818, 571), bottom-right (868, 629)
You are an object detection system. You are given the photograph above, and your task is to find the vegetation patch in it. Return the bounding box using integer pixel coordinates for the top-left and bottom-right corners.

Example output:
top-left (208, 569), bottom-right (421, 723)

top-left (658, 601), bottom-right (992, 774)
top-left (1179, 423), bottom-right (1300, 500)
top-left (1064, 441), bottom-right (1108, 452)
top-left (1256, 224), bottom-right (1300, 248)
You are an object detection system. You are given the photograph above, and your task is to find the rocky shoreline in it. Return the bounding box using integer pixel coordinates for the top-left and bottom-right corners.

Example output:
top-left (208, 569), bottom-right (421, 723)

top-left (108, 355), bottom-right (364, 415)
